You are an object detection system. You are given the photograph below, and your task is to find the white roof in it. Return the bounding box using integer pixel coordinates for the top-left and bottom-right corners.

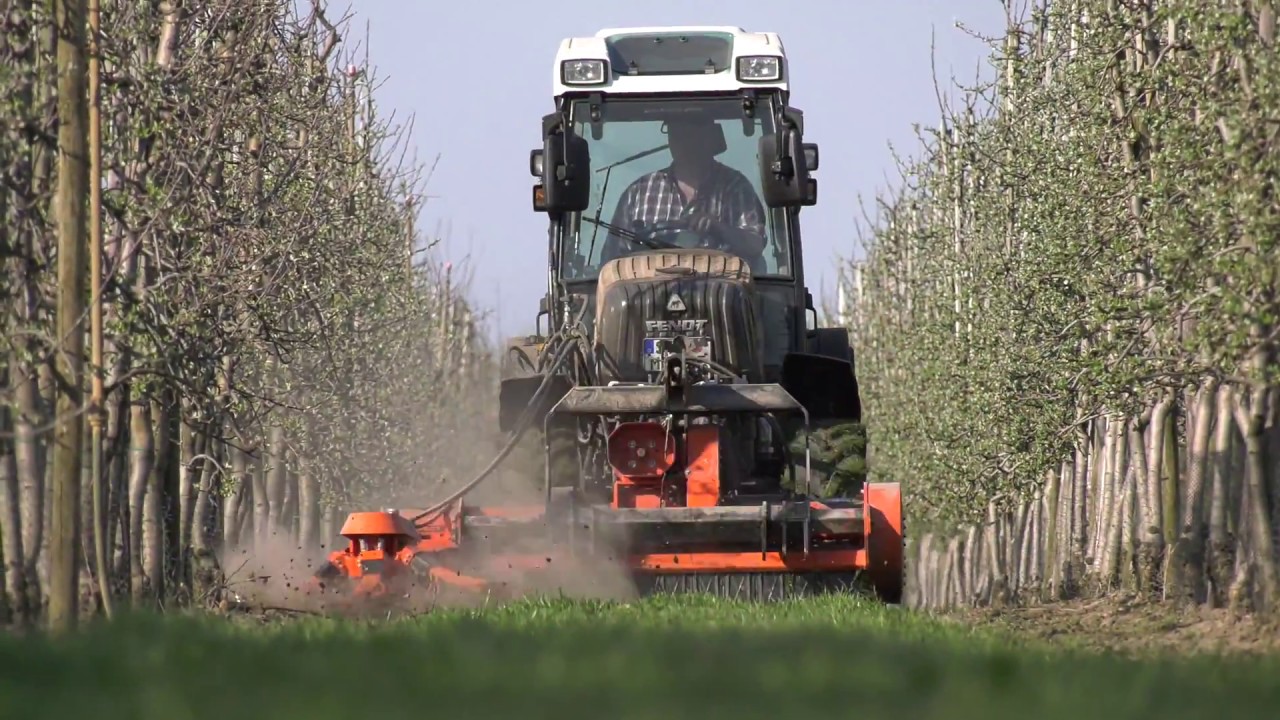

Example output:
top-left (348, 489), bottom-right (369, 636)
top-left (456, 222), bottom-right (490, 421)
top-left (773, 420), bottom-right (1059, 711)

top-left (552, 26), bottom-right (788, 97)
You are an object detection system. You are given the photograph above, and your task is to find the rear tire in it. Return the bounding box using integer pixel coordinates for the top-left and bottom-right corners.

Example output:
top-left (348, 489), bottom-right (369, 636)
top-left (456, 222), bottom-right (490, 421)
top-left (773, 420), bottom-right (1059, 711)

top-left (785, 420), bottom-right (867, 498)
top-left (501, 423), bottom-right (581, 494)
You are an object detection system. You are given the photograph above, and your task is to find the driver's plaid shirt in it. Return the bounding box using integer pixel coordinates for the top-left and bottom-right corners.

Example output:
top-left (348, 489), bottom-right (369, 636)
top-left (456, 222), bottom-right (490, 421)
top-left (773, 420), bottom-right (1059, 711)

top-left (599, 161), bottom-right (766, 262)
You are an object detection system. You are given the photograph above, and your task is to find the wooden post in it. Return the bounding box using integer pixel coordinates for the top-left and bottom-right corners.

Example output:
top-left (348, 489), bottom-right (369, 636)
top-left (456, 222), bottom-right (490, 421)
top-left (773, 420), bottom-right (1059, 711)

top-left (88, 0), bottom-right (112, 619)
top-left (406, 194), bottom-right (415, 278)
top-left (49, 0), bottom-right (90, 633)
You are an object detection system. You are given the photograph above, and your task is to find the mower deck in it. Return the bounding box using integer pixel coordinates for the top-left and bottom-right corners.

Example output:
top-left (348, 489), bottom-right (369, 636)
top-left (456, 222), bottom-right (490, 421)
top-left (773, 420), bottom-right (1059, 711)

top-left (310, 481), bottom-right (902, 605)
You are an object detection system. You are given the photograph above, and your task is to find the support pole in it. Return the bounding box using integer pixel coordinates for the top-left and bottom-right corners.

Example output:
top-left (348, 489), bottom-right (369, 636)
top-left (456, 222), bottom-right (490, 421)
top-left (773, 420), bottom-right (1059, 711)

top-left (88, 0), bottom-right (112, 619)
top-left (49, 0), bottom-right (89, 634)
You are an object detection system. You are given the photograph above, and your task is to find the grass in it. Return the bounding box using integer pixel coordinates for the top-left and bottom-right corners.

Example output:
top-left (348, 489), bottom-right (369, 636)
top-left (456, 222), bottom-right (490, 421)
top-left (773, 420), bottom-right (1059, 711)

top-left (1, 594), bottom-right (1277, 720)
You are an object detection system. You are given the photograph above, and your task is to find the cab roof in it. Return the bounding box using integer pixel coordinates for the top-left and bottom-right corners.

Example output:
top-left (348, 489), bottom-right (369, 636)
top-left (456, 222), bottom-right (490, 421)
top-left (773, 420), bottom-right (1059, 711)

top-left (553, 26), bottom-right (788, 97)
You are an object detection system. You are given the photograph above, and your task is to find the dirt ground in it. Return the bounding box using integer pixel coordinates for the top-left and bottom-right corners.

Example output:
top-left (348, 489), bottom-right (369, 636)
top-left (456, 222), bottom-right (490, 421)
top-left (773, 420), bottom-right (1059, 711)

top-left (941, 593), bottom-right (1280, 658)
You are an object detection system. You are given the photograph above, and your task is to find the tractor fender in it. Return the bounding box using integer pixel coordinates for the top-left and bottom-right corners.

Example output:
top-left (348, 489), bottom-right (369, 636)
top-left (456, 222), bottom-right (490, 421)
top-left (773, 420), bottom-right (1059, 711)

top-left (780, 333), bottom-right (861, 424)
top-left (498, 335), bottom-right (572, 433)
top-left (780, 326), bottom-right (864, 498)
top-left (808, 326), bottom-right (856, 370)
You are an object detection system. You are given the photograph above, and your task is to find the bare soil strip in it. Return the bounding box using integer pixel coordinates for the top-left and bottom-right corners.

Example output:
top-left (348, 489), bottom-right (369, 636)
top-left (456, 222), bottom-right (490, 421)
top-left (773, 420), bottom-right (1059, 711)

top-left (940, 595), bottom-right (1280, 658)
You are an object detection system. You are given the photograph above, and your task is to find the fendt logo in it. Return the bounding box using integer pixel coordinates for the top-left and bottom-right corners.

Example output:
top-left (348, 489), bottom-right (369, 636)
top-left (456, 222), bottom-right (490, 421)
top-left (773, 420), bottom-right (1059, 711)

top-left (645, 319), bottom-right (707, 336)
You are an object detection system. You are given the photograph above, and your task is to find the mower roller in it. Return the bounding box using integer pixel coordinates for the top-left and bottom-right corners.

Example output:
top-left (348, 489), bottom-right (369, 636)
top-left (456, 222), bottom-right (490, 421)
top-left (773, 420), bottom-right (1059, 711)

top-left (309, 26), bottom-right (904, 606)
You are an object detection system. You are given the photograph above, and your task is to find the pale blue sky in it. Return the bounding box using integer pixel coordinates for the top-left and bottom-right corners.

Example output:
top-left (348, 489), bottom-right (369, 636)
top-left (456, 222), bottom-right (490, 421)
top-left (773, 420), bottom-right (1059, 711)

top-left (347, 1), bottom-right (1007, 340)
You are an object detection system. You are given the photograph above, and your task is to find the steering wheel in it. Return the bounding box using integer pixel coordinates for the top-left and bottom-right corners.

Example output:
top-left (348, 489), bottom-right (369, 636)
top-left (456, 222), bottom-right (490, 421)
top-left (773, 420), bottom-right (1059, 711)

top-left (640, 219), bottom-right (768, 275)
top-left (632, 219), bottom-right (717, 251)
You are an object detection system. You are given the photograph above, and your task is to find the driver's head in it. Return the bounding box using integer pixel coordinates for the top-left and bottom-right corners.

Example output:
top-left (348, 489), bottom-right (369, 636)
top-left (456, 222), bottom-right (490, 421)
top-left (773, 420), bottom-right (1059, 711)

top-left (666, 115), bottom-right (722, 170)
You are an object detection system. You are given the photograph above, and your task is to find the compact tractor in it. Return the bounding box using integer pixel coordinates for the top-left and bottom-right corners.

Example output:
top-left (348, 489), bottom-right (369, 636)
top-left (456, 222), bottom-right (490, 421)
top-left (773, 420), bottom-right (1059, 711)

top-left (311, 26), bottom-right (903, 606)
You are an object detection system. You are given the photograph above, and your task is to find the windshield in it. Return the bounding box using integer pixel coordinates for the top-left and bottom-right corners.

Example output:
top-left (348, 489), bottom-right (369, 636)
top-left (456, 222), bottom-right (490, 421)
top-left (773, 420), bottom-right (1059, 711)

top-left (558, 95), bottom-right (792, 281)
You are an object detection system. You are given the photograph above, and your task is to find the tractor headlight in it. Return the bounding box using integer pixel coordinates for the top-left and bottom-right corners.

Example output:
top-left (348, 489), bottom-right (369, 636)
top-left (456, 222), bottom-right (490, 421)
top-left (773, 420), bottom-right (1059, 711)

top-left (561, 59), bottom-right (606, 85)
top-left (736, 55), bottom-right (781, 82)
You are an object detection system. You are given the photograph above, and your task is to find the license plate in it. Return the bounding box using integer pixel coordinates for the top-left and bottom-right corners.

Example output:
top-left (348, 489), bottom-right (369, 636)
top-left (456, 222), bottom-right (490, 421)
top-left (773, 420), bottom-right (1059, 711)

top-left (643, 337), bottom-right (711, 372)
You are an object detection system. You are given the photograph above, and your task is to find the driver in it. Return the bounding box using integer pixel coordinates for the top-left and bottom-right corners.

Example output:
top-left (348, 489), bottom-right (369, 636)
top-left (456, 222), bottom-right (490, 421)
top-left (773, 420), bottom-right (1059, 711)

top-left (599, 114), bottom-right (767, 265)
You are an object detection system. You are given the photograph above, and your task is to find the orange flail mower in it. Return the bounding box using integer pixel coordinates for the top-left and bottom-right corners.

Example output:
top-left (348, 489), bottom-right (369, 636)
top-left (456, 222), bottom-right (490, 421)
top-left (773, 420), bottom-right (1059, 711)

top-left (310, 382), bottom-right (903, 605)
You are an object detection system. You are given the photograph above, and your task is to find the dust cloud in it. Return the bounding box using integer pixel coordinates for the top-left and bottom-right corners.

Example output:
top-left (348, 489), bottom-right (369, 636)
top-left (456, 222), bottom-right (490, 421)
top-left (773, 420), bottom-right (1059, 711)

top-left (215, 408), bottom-right (642, 618)
top-left (391, 423), bottom-right (641, 610)
top-left (218, 531), bottom-right (336, 614)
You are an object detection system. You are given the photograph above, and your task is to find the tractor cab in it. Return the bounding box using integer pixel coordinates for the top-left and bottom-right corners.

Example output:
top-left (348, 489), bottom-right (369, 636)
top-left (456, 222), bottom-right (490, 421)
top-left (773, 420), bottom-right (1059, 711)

top-left (502, 26), bottom-right (859, 439)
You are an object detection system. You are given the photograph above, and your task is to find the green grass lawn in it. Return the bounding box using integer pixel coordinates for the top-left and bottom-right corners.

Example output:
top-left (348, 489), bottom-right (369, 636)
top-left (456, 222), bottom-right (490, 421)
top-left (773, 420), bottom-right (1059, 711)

top-left (1, 594), bottom-right (1276, 720)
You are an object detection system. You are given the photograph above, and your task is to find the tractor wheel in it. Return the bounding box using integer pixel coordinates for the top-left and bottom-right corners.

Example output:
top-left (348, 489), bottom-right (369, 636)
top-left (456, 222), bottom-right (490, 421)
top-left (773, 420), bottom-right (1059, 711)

top-left (786, 420), bottom-right (867, 499)
top-left (504, 422), bottom-right (581, 490)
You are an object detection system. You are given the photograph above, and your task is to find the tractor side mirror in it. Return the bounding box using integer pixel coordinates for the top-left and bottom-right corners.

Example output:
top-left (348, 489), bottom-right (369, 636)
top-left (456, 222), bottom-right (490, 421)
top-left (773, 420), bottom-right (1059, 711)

top-left (758, 126), bottom-right (810, 208)
top-left (536, 295), bottom-right (550, 337)
top-left (532, 147), bottom-right (547, 208)
top-left (537, 129), bottom-right (591, 214)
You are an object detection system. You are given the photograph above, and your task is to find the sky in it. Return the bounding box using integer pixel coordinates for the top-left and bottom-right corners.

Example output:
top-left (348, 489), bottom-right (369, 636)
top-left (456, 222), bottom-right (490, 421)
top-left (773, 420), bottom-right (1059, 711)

top-left (344, 0), bottom-right (1009, 341)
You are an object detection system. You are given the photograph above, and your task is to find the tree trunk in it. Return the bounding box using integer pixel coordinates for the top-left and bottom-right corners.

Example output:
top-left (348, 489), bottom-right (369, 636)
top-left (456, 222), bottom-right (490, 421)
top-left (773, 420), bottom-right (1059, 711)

top-left (1168, 378), bottom-right (1216, 604)
top-left (103, 233), bottom-right (137, 591)
top-left (191, 446), bottom-right (216, 552)
top-left (10, 353), bottom-right (44, 617)
top-left (106, 396), bottom-right (128, 584)
top-left (1088, 417), bottom-right (1111, 579)
top-left (162, 395), bottom-right (181, 598)
top-left (1142, 397), bottom-right (1171, 594)
top-left (266, 424), bottom-right (286, 544)
top-left (1029, 491), bottom-right (1043, 586)
top-left (1161, 400), bottom-right (1181, 553)
top-left (177, 411), bottom-right (197, 581)
top-left (1270, 386), bottom-right (1280, 560)
top-left (141, 423), bottom-right (163, 604)
top-left (252, 449), bottom-right (268, 549)
top-left (298, 461), bottom-right (319, 552)
top-left (1232, 381), bottom-right (1278, 611)
top-left (1072, 441), bottom-right (1090, 585)
top-left (939, 538), bottom-right (954, 609)
top-left (7, 0), bottom-right (55, 622)
top-left (238, 490), bottom-right (254, 553)
top-left (986, 501), bottom-right (1008, 605)
top-left (1, 409), bottom-right (27, 623)
top-left (918, 534), bottom-right (934, 608)
top-left (282, 467), bottom-right (298, 545)
top-left (1120, 431), bottom-right (1141, 589)
top-left (1043, 462), bottom-right (1061, 599)
top-left (1101, 424), bottom-right (1130, 590)
top-left (1009, 502), bottom-right (1028, 594)
top-left (128, 398), bottom-right (152, 602)
top-left (223, 443), bottom-right (248, 554)
top-left (1130, 403), bottom-right (1162, 595)
top-left (319, 502), bottom-right (334, 552)
top-left (143, 392), bottom-right (174, 605)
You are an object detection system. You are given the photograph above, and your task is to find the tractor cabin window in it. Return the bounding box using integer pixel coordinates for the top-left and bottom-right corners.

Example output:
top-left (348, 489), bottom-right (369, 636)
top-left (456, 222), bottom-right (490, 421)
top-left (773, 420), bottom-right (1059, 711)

top-left (561, 96), bottom-right (793, 281)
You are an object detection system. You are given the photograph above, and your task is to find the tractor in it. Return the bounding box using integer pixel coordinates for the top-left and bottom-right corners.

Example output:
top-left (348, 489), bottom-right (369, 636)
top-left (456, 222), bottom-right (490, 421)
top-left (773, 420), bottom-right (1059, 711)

top-left (312, 26), bottom-right (903, 606)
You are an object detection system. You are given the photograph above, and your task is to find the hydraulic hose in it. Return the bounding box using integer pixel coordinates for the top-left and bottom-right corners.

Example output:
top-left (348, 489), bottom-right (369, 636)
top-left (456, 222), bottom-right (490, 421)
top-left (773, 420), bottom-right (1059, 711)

top-left (409, 307), bottom-right (588, 524)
